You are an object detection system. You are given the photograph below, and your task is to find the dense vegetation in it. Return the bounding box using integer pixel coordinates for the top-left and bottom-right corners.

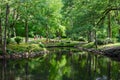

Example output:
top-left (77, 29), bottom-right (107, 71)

top-left (0, 0), bottom-right (120, 54)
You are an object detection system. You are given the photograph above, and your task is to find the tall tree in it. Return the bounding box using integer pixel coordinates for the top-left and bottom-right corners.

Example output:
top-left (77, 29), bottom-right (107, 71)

top-left (0, 9), bottom-right (2, 52)
top-left (3, 3), bottom-right (9, 54)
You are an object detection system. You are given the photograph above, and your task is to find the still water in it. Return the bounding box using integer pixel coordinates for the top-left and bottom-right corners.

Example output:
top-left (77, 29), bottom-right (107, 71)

top-left (0, 48), bottom-right (120, 80)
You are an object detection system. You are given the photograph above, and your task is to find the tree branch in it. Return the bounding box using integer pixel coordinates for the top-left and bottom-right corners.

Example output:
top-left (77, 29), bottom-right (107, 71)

top-left (96, 7), bottom-right (120, 26)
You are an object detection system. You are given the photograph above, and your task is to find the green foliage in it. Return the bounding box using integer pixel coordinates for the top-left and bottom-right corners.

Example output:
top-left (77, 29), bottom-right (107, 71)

top-left (71, 34), bottom-right (78, 41)
top-left (14, 36), bottom-right (23, 44)
top-left (97, 30), bottom-right (107, 39)
top-left (105, 38), bottom-right (114, 44)
top-left (95, 38), bottom-right (114, 45)
top-left (117, 36), bottom-right (120, 42)
top-left (1, 0), bottom-right (120, 54)
top-left (61, 35), bottom-right (67, 38)
top-left (39, 42), bottom-right (45, 48)
top-left (56, 41), bottom-right (79, 47)
top-left (7, 38), bottom-right (11, 44)
top-left (71, 34), bottom-right (86, 41)
top-left (29, 40), bottom-right (41, 44)
top-left (0, 49), bottom-right (2, 54)
top-left (78, 37), bottom-right (86, 42)
top-left (7, 43), bottom-right (43, 53)
top-left (83, 42), bottom-right (94, 48)
top-left (96, 39), bottom-right (105, 45)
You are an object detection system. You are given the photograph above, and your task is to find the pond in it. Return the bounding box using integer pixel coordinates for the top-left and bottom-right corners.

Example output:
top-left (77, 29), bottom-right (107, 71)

top-left (0, 47), bottom-right (120, 80)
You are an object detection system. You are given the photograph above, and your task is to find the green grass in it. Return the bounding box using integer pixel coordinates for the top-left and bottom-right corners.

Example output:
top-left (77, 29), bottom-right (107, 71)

top-left (46, 40), bottom-right (80, 47)
top-left (99, 43), bottom-right (120, 49)
top-left (7, 43), bottom-right (44, 53)
top-left (82, 42), bottom-right (94, 48)
top-left (82, 42), bottom-right (120, 50)
top-left (6, 37), bottom-right (120, 54)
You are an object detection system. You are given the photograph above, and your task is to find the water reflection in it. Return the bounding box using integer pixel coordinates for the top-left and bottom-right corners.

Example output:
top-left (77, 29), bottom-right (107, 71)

top-left (0, 48), bottom-right (120, 80)
top-left (1, 59), bottom-right (6, 80)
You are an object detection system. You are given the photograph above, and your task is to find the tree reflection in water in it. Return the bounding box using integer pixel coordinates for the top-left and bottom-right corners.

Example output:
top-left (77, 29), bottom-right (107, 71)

top-left (0, 48), bottom-right (120, 80)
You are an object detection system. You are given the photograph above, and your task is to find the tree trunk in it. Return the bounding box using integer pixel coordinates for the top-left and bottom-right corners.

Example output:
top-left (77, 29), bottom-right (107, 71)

top-left (107, 60), bottom-right (111, 80)
top-left (94, 30), bottom-right (97, 49)
top-left (0, 15), bottom-right (2, 52)
top-left (10, 9), bottom-right (18, 38)
top-left (108, 12), bottom-right (112, 38)
top-left (25, 19), bottom-right (28, 43)
top-left (87, 31), bottom-right (90, 42)
top-left (3, 3), bottom-right (9, 54)
top-left (13, 27), bottom-right (16, 37)
top-left (46, 24), bottom-right (49, 42)
top-left (58, 29), bottom-right (61, 40)
top-left (88, 29), bottom-right (94, 42)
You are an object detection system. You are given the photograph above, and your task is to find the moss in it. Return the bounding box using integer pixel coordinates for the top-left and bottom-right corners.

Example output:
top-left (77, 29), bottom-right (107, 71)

top-left (82, 42), bottom-right (94, 48)
top-left (99, 43), bottom-right (120, 49)
top-left (7, 43), bottom-right (44, 53)
top-left (46, 41), bottom-right (79, 47)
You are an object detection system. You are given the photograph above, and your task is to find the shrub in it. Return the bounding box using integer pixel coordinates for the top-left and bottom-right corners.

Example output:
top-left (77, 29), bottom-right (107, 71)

top-left (78, 37), bottom-right (86, 41)
top-left (95, 39), bottom-right (105, 45)
top-left (61, 35), bottom-right (67, 38)
top-left (0, 49), bottom-right (2, 54)
top-left (83, 42), bottom-right (94, 48)
top-left (7, 43), bottom-right (43, 53)
top-left (71, 34), bottom-right (78, 41)
top-left (14, 36), bottom-right (22, 44)
top-left (72, 37), bottom-right (78, 41)
top-left (29, 40), bottom-right (41, 44)
top-left (95, 38), bottom-right (114, 45)
top-left (39, 42), bottom-right (45, 48)
top-left (60, 42), bottom-right (65, 46)
top-left (7, 38), bottom-right (11, 44)
top-left (105, 38), bottom-right (114, 44)
top-left (117, 36), bottom-right (120, 42)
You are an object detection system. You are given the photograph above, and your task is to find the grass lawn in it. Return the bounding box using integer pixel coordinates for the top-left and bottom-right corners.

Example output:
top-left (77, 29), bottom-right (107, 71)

top-left (7, 37), bottom-right (120, 54)
top-left (99, 43), bottom-right (120, 49)
top-left (81, 42), bottom-right (120, 50)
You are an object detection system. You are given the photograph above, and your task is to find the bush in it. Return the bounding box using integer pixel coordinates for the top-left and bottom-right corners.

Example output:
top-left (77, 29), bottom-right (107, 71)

top-left (71, 34), bottom-right (78, 41)
top-left (61, 35), bottom-right (67, 38)
top-left (105, 38), bottom-right (114, 44)
top-left (29, 40), bottom-right (41, 44)
top-left (7, 43), bottom-right (43, 53)
top-left (14, 36), bottom-right (22, 44)
top-left (39, 42), bottom-right (45, 48)
top-left (117, 36), bottom-right (120, 42)
top-left (95, 38), bottom-right (114, 45)
top-left (72, 37), bottom-right (78, 41)
top-left (7, 38), bottom-right (11, 44)
top-left (95, 39), bottom-right (105, 45)
top-left (83, 42), bottom-right (94, 48)
top-left (0, 49), bottom-right (2, 54)
top-left (78, 37), bottom-right (86, 41)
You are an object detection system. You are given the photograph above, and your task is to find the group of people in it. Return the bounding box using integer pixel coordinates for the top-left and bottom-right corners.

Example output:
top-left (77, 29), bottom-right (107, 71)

top-left (34, 35), bottom-right (43, 40)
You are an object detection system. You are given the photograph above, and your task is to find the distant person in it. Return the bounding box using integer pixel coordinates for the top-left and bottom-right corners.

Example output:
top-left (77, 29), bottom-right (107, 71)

top-left (34, 35), bottom-right (37, 40)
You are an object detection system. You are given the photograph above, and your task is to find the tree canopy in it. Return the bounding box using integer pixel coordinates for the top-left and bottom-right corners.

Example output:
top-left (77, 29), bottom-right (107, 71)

top-left (1, 0), bottom-right (120, 53)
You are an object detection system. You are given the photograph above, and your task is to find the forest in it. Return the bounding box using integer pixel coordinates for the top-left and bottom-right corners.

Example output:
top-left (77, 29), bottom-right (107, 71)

top-left (0, 0), bottom-right (120, 80)
top-left (0, 0), bottom-right (120, 55)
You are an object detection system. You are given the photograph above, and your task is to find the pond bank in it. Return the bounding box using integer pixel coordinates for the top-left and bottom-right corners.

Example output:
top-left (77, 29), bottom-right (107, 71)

top-left (77, 46), bottom-right (120, 61)
top-left (0, 51), bottom-right (49, 59)
top-left (0, 46), bottom-right (120, 61)
top-left (1, 40), bottom-right (120, 61)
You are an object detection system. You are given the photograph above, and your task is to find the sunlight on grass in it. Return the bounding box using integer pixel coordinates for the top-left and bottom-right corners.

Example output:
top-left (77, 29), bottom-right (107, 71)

top-left (99, 43), bottom-right (120, 49)
top-left (82, 42), bottom-right (94, 48)
top-left (7, 43), bottom-right (43, 53)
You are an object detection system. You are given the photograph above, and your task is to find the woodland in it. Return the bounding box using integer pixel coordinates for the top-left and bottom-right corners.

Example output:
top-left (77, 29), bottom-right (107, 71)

top-left (1, 0), bottom-right (120, 80)
top-left (0, 0), bottom-right (120, 58)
